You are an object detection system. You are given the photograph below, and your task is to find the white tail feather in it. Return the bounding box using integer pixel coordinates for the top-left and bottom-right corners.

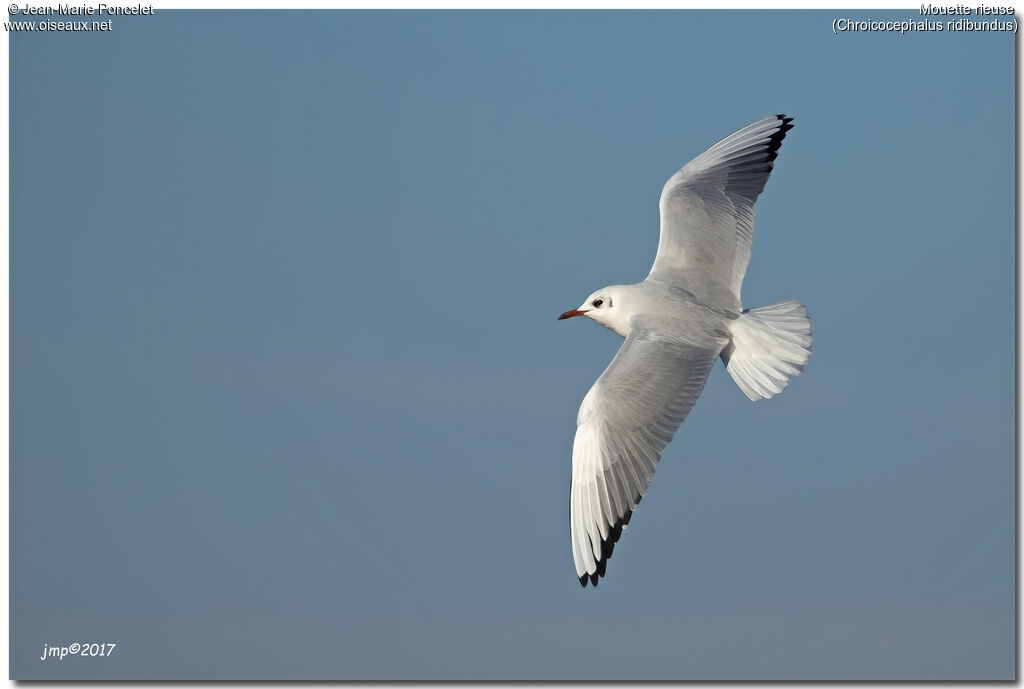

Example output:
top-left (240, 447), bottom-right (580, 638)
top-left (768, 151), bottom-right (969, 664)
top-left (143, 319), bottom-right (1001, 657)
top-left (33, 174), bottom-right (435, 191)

top-left (722, 300), bottom-right (812, 401)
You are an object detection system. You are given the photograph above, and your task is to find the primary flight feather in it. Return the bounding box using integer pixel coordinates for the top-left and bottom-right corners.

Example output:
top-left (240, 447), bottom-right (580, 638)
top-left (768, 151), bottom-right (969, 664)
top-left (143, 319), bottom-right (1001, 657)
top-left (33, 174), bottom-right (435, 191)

top-left (558, 115), bottom-right (811, 587)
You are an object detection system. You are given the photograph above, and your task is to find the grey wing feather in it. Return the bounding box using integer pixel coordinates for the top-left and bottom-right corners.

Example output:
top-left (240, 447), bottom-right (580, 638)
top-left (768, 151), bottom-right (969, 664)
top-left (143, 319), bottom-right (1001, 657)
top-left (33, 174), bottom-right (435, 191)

top-left (570, 319), bottom-right (727, 586)
top-left (649, 115), bottom-right (794, 311)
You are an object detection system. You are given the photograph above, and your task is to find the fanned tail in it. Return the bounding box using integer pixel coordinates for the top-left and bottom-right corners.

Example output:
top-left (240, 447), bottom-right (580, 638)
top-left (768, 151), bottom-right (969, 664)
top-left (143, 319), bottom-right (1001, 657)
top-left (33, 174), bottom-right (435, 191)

top-left (721, 300), bottom-right (812, 401)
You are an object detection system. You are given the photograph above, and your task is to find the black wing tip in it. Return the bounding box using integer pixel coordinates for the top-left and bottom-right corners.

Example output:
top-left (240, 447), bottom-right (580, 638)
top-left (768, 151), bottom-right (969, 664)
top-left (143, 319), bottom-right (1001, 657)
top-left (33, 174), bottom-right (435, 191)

top-left (577, 506), bottom-right (636, 588)
top-left (765, 114), bottom-right (795, 162)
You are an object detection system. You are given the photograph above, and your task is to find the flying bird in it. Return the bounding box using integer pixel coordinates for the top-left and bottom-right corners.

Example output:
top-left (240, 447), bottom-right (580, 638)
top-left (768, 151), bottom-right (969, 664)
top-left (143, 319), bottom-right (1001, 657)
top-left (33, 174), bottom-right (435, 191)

top-left (558, 115), bottom-right (811, 587)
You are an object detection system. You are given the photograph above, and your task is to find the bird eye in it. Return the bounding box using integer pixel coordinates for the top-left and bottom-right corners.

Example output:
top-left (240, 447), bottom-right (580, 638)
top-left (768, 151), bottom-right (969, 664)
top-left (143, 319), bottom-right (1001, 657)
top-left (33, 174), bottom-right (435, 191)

top-left (592, 299), bottom-right (604, 308)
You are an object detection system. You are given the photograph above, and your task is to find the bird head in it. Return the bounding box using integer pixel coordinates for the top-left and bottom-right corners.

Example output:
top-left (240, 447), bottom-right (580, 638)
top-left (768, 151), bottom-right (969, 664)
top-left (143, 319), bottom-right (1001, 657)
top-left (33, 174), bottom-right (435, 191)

top-left (558, 286), bottom-right (629, 336)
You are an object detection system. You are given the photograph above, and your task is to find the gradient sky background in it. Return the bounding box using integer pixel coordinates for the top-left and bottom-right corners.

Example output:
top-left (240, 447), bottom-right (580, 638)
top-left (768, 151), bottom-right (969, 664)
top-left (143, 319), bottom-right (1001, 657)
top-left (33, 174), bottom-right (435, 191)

top-left (10, 9), bottom-right (1014, 680)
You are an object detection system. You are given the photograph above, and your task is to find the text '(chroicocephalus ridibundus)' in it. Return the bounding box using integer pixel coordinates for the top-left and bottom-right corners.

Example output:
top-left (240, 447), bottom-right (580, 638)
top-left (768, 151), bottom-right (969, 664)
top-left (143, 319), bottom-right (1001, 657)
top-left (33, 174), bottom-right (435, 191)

top-left (558, 115), bottom-right (811, 587)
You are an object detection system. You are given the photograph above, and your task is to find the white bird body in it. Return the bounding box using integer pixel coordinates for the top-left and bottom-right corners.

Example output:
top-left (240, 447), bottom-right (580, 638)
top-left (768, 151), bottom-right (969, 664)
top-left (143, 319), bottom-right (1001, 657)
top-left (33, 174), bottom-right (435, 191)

top-left (559, 115), bottom-right (812, 587)
top-left (565, 281), bottom-right (735, 340)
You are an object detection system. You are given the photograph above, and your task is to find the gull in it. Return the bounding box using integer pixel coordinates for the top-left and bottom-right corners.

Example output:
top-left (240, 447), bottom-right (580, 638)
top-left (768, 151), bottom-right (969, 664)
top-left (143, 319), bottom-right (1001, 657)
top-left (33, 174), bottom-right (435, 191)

top-left (558, 115), bottom-right (811, 587)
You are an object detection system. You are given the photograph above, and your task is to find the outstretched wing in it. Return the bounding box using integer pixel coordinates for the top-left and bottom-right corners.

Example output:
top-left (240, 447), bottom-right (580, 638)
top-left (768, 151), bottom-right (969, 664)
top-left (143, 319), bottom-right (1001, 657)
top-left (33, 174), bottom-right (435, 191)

top-left (570, 321), bottom-right (727, 586)
top-left (649, 115), bottom-right (794, 312)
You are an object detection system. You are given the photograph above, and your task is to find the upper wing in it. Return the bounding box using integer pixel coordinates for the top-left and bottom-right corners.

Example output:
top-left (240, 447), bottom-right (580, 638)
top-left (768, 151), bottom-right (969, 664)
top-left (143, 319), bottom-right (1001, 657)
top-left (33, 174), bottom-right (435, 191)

top-left (649, 115), bottom-right (794, 312)
top-left (570, 321), bottom-right (727, 586)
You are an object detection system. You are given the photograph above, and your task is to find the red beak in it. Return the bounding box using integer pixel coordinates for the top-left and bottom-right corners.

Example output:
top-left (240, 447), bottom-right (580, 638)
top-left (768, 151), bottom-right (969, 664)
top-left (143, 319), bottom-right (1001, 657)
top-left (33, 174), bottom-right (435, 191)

top-left (558, 308), bottom-right (587, 320)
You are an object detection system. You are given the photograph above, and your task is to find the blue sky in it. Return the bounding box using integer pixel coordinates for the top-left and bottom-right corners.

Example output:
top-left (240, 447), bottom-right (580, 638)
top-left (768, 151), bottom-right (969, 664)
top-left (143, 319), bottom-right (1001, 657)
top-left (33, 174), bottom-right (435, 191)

top-left (10, 9), bottom-right (1014, 679)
